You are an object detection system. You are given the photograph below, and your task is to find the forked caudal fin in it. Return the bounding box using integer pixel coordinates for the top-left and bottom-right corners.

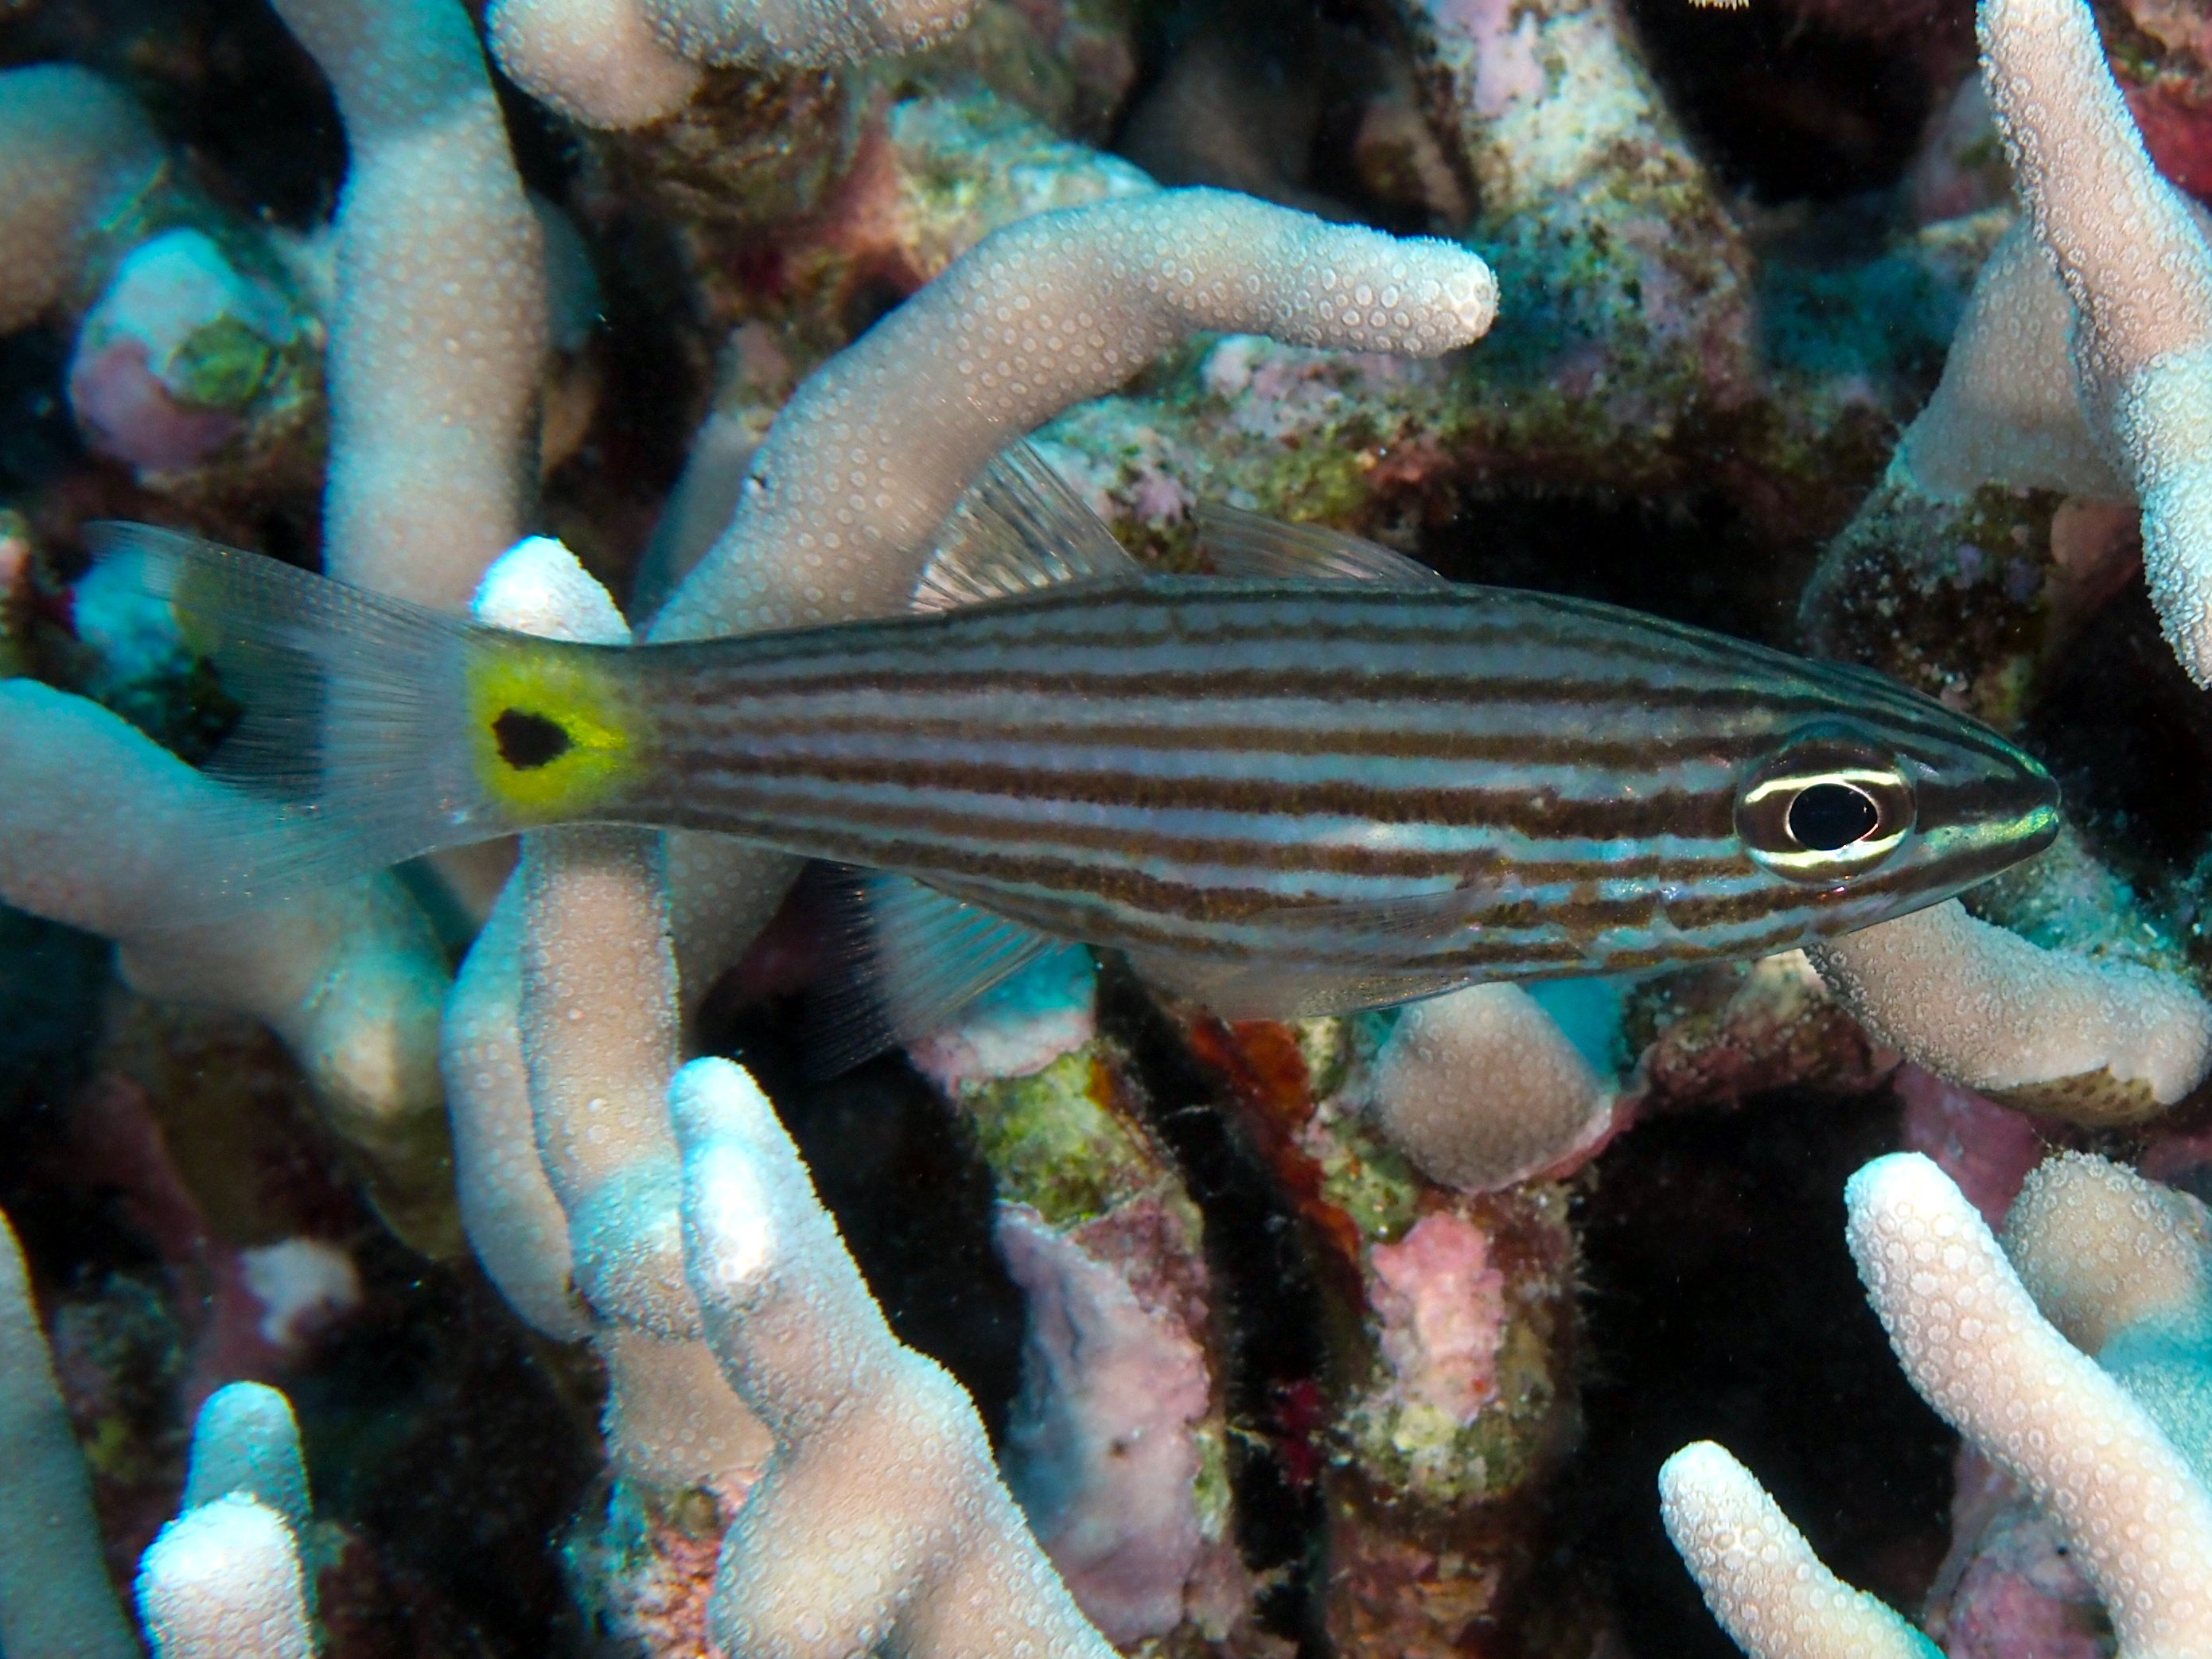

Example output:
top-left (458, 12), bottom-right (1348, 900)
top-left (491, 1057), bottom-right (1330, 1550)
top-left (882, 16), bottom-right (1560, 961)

top-left (84, 524), bottom-right (652, 925)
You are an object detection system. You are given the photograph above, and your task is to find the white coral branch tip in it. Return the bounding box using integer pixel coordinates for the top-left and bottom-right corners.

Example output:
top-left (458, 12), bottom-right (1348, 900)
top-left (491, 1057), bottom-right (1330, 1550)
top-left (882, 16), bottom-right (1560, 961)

top-left (1658, 1441), bottom-right (1937, 1659)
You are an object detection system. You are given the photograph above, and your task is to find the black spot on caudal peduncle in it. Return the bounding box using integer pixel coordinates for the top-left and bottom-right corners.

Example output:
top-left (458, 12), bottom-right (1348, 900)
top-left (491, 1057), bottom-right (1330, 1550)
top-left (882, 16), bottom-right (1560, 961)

top-left (494, 709), bottom-right (573, 769)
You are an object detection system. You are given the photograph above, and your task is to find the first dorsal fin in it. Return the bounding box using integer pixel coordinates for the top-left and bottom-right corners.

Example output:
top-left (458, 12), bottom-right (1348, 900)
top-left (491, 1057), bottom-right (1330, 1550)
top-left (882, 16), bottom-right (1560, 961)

top-left (1197, 502), bottom-right (1448, 586)
top-left (911, 441), bottom-right (1143, 613)
top-left (807, 866), bottom-right (1065, 1075)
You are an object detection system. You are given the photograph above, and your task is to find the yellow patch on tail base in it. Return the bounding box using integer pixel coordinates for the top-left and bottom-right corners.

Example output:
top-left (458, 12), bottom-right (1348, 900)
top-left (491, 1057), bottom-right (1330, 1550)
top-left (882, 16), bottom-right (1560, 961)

top-left (464, 640), bottom-right (642, 820)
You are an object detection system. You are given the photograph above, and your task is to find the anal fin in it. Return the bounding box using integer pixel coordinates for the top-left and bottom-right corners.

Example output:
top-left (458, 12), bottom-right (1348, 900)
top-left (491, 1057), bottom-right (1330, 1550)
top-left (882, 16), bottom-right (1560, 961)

top-left (808, 866), bottom-right (1065, 1075)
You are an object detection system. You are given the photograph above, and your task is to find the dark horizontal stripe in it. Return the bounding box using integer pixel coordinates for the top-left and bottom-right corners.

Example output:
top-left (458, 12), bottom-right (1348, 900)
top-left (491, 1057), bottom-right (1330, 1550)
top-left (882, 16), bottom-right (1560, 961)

top-left (659, 711), bottom-right (1789, 769)
top-left (662, 750), bottom-right (1744, 842)
top-left (647, 574), bottom-right (2002, 758)
top-left (655, 685), bottom-right (2025, 804)
top-left (770, 594), bottom-right (1946, 733)
top-left (642, 778), bottom-right (1996, 968)
top-left (664, 666), bottom-right (1918, 728)
top-left (656, 637), bottom-right (2019, 761)
top-left (653, 781), bottom-right (1490, 878)
top-left (645, 786), bottom-right (1766, 930)
top-left (645, 775), bottom-right (1754, 890)
top-left (656, 602), bottom-right (1776, 692)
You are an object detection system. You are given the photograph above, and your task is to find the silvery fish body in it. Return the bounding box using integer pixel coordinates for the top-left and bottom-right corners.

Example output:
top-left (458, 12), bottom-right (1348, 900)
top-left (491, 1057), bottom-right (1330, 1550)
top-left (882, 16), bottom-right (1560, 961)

top-left (622, 572), bottom-right (2058, 1018)
top-left (96, 446), bottom-right (2060, 1053)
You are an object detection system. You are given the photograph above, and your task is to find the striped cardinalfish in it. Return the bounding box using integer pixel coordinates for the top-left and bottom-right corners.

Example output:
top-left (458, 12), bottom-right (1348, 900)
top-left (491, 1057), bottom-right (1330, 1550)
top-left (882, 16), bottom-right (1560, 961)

top-left (95, 445), bottom-right (2058, 1063)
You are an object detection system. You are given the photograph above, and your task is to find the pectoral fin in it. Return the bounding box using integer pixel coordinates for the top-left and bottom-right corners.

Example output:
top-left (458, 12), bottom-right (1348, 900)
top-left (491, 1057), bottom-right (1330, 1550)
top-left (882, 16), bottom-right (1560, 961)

top-left (808, 867), bottom-right (1065, 1075)
top-left (1125, 878), bottom-right (1513, 1019)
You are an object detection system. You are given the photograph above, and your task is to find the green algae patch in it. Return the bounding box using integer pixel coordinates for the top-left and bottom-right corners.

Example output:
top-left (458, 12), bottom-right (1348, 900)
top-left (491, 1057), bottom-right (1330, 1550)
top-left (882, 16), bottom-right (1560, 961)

top-left (956, 1045), bottom-right (1156, 1228)
top-left (1309, 1099), bottom-right (1423, 1244)
top-left (171, 314), bottom-right (280, 410)
top-left (1339, 1314), bottom-right (1560, 1508)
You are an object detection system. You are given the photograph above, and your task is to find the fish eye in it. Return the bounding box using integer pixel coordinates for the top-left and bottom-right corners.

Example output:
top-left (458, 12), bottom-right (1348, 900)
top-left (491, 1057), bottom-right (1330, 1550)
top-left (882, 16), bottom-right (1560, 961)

top-left (1786, 781), bottom-right (1879, 850)
top-left (1735, 724), bottom-right (1914, 885)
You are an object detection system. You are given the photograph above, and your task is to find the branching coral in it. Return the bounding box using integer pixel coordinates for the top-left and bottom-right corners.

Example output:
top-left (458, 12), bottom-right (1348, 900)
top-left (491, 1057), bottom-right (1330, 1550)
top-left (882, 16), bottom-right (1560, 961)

top-left (486, 0), bottom-right (976, 128)
top-left (0, 64), bottom-right (163, 335)
top-left (1, 1209), bottom-right (317, 1659)
top-left (1806, 898), bottom-right (2212, 1125)
top-left (0, 1206), bottom-right (138, 1659)
top-left (1827, 0), bottom-right (2212, 687)
top-left (270, 0), bottom-right (547, 609)
top-left (0, 0), bottom-right (549, 1257)
top-left (446, 533), bottom-right (771, 1493)
top-left (1665, 1151), bottom-right (2212, 1659)
top-left (1661, 1442), bottom-right (1938, 1659)
top-left (912, 951), bottom-right (1252, 1645)
top-left (137, 1384), bottom-right (316, 1659)
top-left (136, 1496), bottom-right (313, 1659)
top-left (14, 0), bottom-right (2212, 1647)
top-left (1980, 0), bottom-right (2212, 685)
top-left (673, 1055), bottom-right (1116, 1658)
top-left (1182, 1010), bottom-right (1580, 1653)
top-left (0, 682), bottom-right (458, 1253)
top-left (1397, 0), bottom-right (1752, 407)
top-left (1363, 983), bottom-right (1621, 1194)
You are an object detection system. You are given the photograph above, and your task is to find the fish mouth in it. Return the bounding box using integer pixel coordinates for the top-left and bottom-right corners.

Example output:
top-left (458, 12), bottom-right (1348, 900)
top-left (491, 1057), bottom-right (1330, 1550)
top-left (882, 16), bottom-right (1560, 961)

top-left (1904, 752), bottom-right (2060, 891)
top-left (1961, 757), bottom-right (2062, 864)
top-left (2006, 754), bottom-right (2063, 858)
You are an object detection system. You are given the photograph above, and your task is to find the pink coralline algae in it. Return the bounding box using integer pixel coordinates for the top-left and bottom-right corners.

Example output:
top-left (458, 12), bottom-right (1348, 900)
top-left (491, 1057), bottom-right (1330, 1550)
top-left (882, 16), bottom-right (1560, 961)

top-left (1368, 1213), bottom-right (1509, 1425)
top-left (995, 1203), bottom-right (1213, 1646)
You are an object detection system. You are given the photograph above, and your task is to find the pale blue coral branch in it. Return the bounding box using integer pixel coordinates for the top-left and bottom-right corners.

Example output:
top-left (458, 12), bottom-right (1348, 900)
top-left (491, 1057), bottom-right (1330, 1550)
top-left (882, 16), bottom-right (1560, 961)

top-left (1668, 1152), bottom-right (2212, 1659)
top-left (0, 1213), bottom-right (321, 1659)
top-left (0, 1208), bottom-right (137, 1659)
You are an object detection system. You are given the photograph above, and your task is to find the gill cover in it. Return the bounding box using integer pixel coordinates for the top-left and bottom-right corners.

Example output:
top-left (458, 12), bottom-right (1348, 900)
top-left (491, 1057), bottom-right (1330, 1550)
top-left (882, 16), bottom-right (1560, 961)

top-left (86, 524), bottom-right (648, 921)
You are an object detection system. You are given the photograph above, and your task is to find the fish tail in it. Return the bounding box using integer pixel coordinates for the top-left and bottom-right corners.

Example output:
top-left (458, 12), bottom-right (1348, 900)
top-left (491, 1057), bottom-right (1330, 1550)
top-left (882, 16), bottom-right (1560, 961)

top-left (88, 524), bottom-right (655, 916)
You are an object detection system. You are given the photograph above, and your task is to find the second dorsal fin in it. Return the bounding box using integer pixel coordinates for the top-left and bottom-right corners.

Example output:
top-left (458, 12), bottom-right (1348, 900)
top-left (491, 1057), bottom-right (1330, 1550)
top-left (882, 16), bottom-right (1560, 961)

top-left (1197, 502), bottom-right (1448, 586)
top-left (912, 441), bottom-right (1143, 613)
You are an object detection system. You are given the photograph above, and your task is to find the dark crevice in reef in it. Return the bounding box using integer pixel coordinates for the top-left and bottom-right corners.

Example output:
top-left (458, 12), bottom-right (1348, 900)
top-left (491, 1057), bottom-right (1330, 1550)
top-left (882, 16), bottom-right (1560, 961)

top-left (0, 0), bottom-right (349, 228)
top-left (290, 1245), bottom-right (606, 1659)
top-left (0, 329), bottom-right (85, 495)
top-left (2025, 582), bottom-right (2212, 883)
top-left (1098, 960), bottom-right (1334, 1653)
top-left (1622, 0), bottom-right (1965, 204)
top-left (1112, 0), bottom-right (1444, 235)
top-left (1544, 1079), bottom-right (1957, 1659)
top-left (1416, 485), bottom-right (1800, 650)
top-left (0, 909), bottom-right (109, 1142)
top-left (714, 995), bottom-right (1031, 1445)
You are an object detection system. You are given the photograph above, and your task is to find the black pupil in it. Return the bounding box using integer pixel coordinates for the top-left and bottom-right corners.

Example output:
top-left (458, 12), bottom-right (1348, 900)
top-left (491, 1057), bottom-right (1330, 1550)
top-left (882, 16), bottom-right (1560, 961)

top-left (1787, 781), bottom-right (1879, 851)
top-left (494, 709), bottom-right (572, 769)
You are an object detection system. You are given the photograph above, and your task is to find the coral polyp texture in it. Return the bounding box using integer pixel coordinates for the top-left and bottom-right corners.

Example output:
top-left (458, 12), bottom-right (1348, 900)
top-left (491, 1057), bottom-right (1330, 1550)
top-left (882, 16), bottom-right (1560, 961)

top-left (1665, 1151), bottom-right (2212, 1659)
top-left (672, 1056), bottom-right (1116, 1659)
top-left (2, 1210), bottom-right (318, 1659)
top-left (487, 0), bottom-right (979, 127)
top-left (14, 0), bottom-right (2212, 1649)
